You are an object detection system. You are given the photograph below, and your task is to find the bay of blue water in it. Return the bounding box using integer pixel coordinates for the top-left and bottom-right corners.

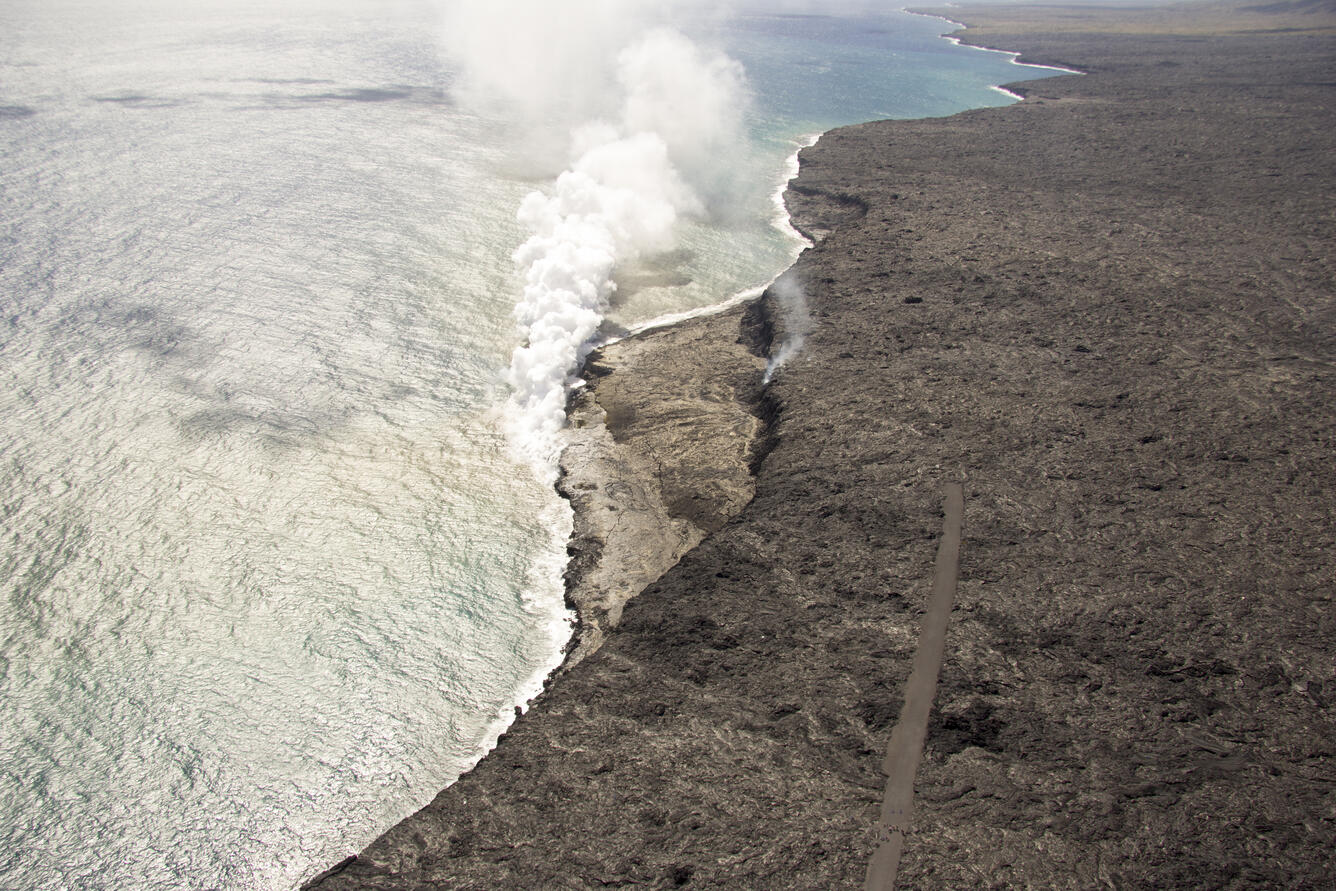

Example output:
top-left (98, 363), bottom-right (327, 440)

top-left (0, 1), bottom-right (1061, 887)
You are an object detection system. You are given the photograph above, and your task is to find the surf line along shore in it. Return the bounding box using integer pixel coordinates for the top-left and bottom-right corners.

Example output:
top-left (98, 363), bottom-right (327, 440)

top-left (305, 0), bottom-right (1336, 886)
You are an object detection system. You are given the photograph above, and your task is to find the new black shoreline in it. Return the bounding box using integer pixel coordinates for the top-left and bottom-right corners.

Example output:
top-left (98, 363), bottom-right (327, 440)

top-left (307, 2), bottom-right (1336, 887)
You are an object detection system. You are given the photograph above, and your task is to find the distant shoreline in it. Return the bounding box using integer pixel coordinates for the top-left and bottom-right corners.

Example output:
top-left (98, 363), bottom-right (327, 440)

top-left (908, 8), bottom-right (1087, 75)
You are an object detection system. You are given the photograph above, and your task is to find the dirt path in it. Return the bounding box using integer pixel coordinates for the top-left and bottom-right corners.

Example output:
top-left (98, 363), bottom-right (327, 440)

top-left (866, 483), bottom-right (964, 890)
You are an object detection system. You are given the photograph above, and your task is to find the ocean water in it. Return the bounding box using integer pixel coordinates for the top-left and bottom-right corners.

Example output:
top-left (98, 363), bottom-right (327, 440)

top-left (0, 1), bottom-right (1062, 888)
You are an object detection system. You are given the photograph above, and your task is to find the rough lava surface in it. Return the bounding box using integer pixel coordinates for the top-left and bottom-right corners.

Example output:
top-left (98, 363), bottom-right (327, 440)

top-left (307, 2), bottom-right (1336, 887)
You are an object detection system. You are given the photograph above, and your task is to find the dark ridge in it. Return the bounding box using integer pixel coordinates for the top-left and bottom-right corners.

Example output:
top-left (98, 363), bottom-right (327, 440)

top-left (737, 294), bottom-right (775, 360)
top-left (302, 857), bottom-right (356, 887)
top-left (782, 182), bottom-right (869, 243)
top-left (740, 292), bottom-right (783, 474)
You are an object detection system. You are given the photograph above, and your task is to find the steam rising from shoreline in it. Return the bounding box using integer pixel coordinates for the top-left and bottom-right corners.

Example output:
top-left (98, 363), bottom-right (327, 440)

top-left (763, 270), bottom-right (811, 383)
top-left (442, 5), bottom-right (751, 477)
top-left (505, 119), bottom-right (698, 468)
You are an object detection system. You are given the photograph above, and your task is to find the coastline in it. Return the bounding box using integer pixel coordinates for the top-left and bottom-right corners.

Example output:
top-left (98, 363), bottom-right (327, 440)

top-left (620, 133), bottom-right (821, 341)
top-left (552, 300), bottom-right (776, 669)
top-left (909, 9), bottom-right (1086, 75)
top-left (523, 0), bottom-right (1070, 702)
top-left (533, 132), bottom-right (816, 673)
top-left (307, 2), bottom-right (1336, 887)
top-left (491, 6), bottom-right (1068, 787)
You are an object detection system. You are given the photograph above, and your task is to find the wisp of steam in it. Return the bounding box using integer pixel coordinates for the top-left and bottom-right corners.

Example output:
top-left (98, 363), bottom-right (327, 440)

top-left (762, 269), bottom-right (812, 383)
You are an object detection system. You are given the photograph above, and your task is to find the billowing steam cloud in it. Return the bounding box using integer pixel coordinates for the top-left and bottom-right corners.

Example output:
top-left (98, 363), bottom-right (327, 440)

top-left (504, 121), bottom-right (699, 461)
top-left (440, 2), bottom-right (751, 477)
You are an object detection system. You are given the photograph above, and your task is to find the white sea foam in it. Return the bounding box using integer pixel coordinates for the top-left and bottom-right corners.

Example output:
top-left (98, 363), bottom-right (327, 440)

top-left (470, 490), bottom-right (572, 772)
top-left (775, 133), bottom-right (821, 242)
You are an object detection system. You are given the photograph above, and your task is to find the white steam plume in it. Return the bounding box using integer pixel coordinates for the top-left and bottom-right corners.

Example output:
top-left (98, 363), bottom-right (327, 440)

top-left (484, 24), bottom-right (751, 477)
top-left (504, 126), bottom-right (699, 469)
top-left (618, 28), bottom-right (749, 210)
top-left (440, 0), bottom-right (641, 134)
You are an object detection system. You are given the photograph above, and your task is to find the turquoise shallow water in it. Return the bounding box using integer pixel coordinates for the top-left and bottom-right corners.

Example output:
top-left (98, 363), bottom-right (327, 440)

top-left (0, 1), bottom-right (1062, 887)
